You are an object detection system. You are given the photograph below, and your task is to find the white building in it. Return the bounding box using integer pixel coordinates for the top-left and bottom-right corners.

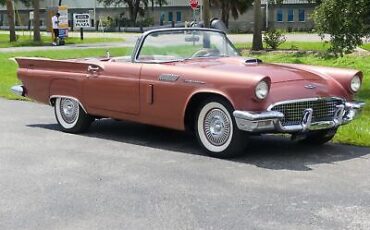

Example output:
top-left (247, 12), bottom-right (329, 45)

top-left (0, 0), bottom-right (316, 32)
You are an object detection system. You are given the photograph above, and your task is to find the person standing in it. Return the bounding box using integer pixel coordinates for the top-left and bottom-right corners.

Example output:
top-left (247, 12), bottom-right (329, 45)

top-left (51, 13), bottom-right (60, 45)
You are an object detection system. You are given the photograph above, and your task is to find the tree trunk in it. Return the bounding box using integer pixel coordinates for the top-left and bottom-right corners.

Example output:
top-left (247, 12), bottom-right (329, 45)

top-left (225, 11), bottom-right (229, 29)
top-left (221, 2), bottom-right (227, 28)
top-left (6, 0), bottom-right (16, 42)
top-left (252, 0), bottom-right (263, 50)
top-left (127, 3), bottom-right (135, 26)
top-left (33, 0), bottom-right (41, 42)
top-left (203, 0), bottom-right (210, 28)
top-left (128, 1), bottom-right (140, 26)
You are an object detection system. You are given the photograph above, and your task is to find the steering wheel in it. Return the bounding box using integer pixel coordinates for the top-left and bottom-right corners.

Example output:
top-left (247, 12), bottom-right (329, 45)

top-left (191, 48), bottom-right (220, 58)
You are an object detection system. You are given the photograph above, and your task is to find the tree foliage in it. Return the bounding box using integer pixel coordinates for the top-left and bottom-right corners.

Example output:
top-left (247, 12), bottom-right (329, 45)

top-left (313, 0), bottom-right (370, 55)
top-left (211, 0), bottom-right (253, 28)
top-left (98, 0), bottom-right (149, 25)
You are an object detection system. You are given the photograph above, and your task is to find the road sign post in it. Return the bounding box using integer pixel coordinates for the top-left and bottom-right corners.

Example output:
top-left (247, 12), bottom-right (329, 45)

top-left (190, 0), bottom-right (199, 24)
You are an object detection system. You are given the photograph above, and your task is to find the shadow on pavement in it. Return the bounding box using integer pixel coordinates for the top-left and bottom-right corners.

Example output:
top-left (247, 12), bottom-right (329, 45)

top-left (28, 119), bottom-right (370, 171)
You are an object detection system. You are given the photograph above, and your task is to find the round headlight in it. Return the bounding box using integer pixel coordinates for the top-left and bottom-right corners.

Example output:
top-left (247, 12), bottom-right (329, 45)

top-left (255, 80), bottom-right (269, 100)
top-left (350, 75), bottom-right (361, 92)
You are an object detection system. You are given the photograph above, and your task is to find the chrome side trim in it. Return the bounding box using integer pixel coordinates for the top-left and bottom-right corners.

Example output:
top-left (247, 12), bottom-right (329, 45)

top-left (11, 85), bottom-right (24, 97)
top-left (183, 79), bottom-right (206, 85)
top-left (49, 95), bottom-right (87, 114)
top-left (159, 74), bottom-right (180, 82)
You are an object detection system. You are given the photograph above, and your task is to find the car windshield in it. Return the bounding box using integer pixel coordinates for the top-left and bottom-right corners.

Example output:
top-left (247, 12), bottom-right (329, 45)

top-left (136, 29), bottom-right (240, 63)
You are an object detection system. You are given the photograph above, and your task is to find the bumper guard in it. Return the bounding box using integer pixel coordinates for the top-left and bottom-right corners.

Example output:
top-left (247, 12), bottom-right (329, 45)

top-left (233, 101), bottom-right (365, 133)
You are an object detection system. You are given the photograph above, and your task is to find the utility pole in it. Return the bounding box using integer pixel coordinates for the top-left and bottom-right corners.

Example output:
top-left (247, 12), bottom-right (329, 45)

top-left (94, 0), bottom-right (97, 30)
top-left (202, 0), bottom-right (210, 28)
top-left (265, 0), bottom-right (269, 30)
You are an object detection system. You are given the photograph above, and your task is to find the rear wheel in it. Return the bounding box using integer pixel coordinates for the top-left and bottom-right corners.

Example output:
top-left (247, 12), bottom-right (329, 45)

top-left (54, 97), bottom-right (94, 133)
top-left (299, 128), bottom-right (337, 145)
top-left (195, 98), bottom-right (247, 158)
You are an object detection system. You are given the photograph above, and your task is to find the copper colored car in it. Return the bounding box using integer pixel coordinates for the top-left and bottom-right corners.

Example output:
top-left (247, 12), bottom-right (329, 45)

top-left (12, 28), bottom-right (365, 158)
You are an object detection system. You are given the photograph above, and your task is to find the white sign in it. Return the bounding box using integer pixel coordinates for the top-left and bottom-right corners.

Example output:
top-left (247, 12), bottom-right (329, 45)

top-left (73, 14), bottom-right (91, 28)
top-left (29, 11), bottom-right (34, 20)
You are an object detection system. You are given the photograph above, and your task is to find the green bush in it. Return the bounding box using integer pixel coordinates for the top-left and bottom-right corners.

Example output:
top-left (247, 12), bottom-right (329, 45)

top-left (263, 30), bottom-right (287, 50)
top-left (137, 17), bottom-right (154, 27)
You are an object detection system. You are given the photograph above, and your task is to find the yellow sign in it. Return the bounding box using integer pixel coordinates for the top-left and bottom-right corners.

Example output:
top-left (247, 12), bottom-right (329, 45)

top-left (58, 5), bottom-right (69, 29)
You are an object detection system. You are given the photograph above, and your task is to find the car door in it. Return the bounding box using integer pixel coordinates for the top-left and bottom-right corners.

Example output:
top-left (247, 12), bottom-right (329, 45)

top-left (83, 62), bottom-right (142, 115)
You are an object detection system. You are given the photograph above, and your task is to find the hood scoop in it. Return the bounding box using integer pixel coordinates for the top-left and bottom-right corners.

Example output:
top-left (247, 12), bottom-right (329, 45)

top-left (244, 58), bottom-right (263, 64)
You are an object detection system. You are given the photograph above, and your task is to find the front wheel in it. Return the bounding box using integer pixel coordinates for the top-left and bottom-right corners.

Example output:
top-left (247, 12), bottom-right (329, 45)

top-left (195, 98), bottom-right (247, 158)
top-left (299, 128), bottom-right (337, 145)
top-left (54, 97), bottom-right (94, 133)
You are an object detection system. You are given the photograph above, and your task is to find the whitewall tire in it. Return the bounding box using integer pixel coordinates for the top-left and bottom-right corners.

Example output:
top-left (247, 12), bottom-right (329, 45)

top-left (195, 98), bottom-right (247, 158)
top-left (54, 97), bottom-right (94, 133)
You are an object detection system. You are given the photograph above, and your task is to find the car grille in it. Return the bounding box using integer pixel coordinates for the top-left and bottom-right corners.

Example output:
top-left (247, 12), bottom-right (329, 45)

top-left (270, 98), bottom-right (344, 126)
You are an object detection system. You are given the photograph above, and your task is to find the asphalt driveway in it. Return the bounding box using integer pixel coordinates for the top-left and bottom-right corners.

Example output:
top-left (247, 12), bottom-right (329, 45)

top-left (0, 98), bottom-right (369, 230)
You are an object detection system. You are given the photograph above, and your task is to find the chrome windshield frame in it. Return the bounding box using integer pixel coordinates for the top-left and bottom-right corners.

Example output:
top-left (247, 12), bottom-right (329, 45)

top-left (131, 28), bottom-right (240, 63)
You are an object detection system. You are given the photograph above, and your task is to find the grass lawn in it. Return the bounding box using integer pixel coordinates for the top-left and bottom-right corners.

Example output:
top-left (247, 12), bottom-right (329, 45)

top-left (235, 41), bottom-right (331, 52)
top-left (0, 48), bottom-right (368, 147)
top-left (0, 34), bottom-right (124, 48)
top-left (361, 43), bottom-right (370, 51)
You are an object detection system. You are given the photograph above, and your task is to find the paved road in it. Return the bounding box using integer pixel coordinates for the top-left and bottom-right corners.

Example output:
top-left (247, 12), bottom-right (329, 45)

top-left (1, 98), bottom-right (370, 230)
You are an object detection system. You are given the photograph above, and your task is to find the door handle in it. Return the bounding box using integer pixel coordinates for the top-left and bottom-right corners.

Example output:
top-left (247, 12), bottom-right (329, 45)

top-left (87, 65), bottom-right (100, 78)
top-left (88, 65), bottom-right (100, 72)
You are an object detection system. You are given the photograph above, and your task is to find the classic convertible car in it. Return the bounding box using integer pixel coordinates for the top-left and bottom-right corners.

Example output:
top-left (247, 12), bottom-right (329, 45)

top-left (12, 28), bottom-right (365, 158)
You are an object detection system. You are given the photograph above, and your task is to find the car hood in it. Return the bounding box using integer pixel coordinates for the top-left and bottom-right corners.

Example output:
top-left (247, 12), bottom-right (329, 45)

top-left (172, 57), bottom-right (327, 83)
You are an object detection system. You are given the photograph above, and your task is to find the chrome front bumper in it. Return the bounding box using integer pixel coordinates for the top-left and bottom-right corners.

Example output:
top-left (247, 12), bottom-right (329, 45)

top-left (233, 101), bottom-right (365, 133)
top-left (11, 85), bottom-right (25, 97)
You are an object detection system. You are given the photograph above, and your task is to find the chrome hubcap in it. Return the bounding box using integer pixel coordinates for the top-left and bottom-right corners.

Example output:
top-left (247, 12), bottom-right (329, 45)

top-left (204, 109), bottom-right (231, 146)
top-left (60, 98), bottom-right (78, 124)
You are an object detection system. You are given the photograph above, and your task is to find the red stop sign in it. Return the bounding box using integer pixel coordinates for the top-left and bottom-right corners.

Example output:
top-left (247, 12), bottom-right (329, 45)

top-left (190, 0), bottom-right (199, 9)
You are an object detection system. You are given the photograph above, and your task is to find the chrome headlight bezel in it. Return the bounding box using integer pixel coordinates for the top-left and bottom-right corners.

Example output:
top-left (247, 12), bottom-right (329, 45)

top-left (350, 75), bottom-right (361, 93)
top-left (255, 80), bottom-right (270, 100)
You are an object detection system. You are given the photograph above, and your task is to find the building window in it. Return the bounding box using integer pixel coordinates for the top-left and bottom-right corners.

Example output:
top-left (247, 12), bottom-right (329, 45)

top-left (299, 9), bottom-right (305, 22)
top-left (176, 11), bottom-right (182, 22)
top-left (168, 12), bottom-right (173, 22)
top-left (287, 9), bottom-right (294, 22)
top-left (276, 9), bottom-right (283, 22)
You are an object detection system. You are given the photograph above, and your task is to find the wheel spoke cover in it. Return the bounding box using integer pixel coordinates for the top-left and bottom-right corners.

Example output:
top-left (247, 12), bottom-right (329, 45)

top-left (60, 98), bottom-right (79, 124)
top-left (197, 101), bottom-right (234, 154)
top-left (203, 109), bottom-right (231, 146)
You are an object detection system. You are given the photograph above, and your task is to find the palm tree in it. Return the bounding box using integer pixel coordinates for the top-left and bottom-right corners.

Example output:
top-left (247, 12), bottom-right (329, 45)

top-left (0, 0), bottom-right (17, 42)
top-left (32, 0), bottom-right (41, 42)
top-left (252, 0), bottom-right (263, 50)
top-left (212, 0), bottom-right (253, 28)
